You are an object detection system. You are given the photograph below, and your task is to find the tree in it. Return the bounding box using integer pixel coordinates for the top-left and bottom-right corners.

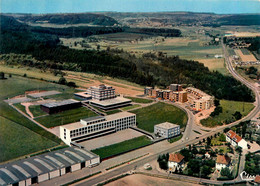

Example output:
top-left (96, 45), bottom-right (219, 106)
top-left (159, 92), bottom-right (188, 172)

top-left (201, 165), bottom-right (211, 178)
top-left (219, 133), bottom-right (226, 142)
top-left (58, 77), bottom-right (67, 85)
top-left (220, 167), bottom-right (232, 178)
top-left (214, 99), bottom-right (220, 107)
top-left (97, 44), bottom-right (100, 50)
top-left (23, 73), bottom-right (27, 77)
top-left (207, 137), bottom-right (211, 146)
top-left (180, 148), bottom-right (192, 161)
top-left (9, 74), bottom-right (12, 78)
top-left (233, 111), bottom-right (242, 120)
top-left (224, 128), bottom-right (231, 133)
top-left (0, 72), bottom-right (5, 79)
top-left (67, 81), bottom-right (76, 87)
top-left (235, 146), bottom-right (242, 155)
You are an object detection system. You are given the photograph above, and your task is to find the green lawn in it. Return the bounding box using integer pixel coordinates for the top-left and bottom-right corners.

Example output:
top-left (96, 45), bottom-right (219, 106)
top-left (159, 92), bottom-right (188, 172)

top-left (35, 107), bottom-right (97, 128)
top-left (91, 136), bottom-right (152, 159)
top-left (125, 96), bottom-right (153, 104)
top-left (121, 104), bottom-right (141, 111)
top-left (168, 134), bottom-right (183, 143)
top-left (0, 116), bottom-right (58, 162)
top-left (130, 102), bottom-right (188, 133)
top-left (29, 105), bottom-right (47, 117)
top-left (201, 100), bottom-right (254, 127)
top-left (14, 103), bottom-right (27, 115)
top-left (105, 109), bottom-right (122, 115)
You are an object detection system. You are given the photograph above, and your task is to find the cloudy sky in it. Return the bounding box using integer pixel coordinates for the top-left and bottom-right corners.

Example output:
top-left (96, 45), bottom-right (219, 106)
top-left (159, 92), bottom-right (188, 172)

top-left (1, 0), bottom-right (259, 14)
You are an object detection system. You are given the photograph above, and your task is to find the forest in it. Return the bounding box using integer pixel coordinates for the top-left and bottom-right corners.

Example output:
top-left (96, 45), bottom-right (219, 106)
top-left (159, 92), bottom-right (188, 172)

top-left (0, 15), bottom-right (255, 102)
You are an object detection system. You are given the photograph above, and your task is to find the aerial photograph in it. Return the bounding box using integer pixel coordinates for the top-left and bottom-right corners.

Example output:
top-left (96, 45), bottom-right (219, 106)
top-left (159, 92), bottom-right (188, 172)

top-left (0, 0), bottom-right (259, 185)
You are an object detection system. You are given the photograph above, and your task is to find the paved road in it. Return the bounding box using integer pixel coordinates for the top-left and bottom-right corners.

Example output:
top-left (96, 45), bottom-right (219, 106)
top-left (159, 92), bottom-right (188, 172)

top-left (75, 39), bottom-right (260, 186)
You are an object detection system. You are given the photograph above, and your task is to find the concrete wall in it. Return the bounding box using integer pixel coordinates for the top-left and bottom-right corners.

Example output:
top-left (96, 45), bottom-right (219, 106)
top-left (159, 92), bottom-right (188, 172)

top-left (85, 160), bottom-right (90, 167)
top-left (71, 163), bottom-right (81, 172)
top-left (91, 157), bottom-right (100, 165)
top-left (19, 180), bottom-right (26, 186)
top-left (49, 170), bottom-right (60, 179)
top-left (60, 168), bottom-right (66, 176)
top-left (25, 178), bottom-right (31, 185)
top-left (38, 173), bottom-right (49, 183)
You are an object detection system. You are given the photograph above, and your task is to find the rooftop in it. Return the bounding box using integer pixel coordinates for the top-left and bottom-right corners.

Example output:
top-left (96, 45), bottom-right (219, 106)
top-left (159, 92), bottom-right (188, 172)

top-left (169, 153), bottom-right (184, 163)
top-left (88, 84), bottom-right (113, 90)
top-left (81, 116), bottom-right (105, 123)
top-left (41, 99), bottom-right (80, 108)
top-left (226, 130), bottom-right (243, 143)
top-left (90, 97), bottom-right (131, 106)
top-left (216, 155), bottom-right (231, 165)
top-left (155, 122), bottom-right (179, 129)
top-left (0, 147), bottom-right (98, 185)
top-left (74, 92), bottom-right (92, 98)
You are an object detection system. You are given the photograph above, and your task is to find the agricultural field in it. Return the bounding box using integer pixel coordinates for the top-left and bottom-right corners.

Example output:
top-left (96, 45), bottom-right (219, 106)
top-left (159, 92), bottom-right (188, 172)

top-left (201, 100), bottom-right (254, 127)
top-left (35, 107), bottom-right (97, 128)
top-left (195, 58), bottom-right (228, 75)
top-left (0, 76), bottom-right (63, 162)
top-left (235, 49), bottom-right (257, 62)
top-left (91, 136), bottom-right (152, 159)
top-left (130, 102), bottom-right (188, 133)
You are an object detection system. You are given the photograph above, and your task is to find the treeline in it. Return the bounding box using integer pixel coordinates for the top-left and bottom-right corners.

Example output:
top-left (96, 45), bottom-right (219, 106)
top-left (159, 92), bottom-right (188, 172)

top-left (16, 13), bottom-right (119, 26)
top-left (0, 15), bottom-right (255, 102)
top-left (126, 27), bottom-right (181, 37)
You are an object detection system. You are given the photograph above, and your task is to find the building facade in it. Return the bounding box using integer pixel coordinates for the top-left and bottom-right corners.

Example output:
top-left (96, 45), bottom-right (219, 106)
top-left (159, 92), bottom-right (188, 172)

top-left (186, 87), bottom-right (214, 111)
top-left (226, 130), bottom-right (248, 149)
top-left (60, 112), bottom-right (136, 145)
top-left (86, 84), bottom-right (116, 101)
top-left (168, 153), bottom-right (185, 171)
top-left (40, 99), bottom-right (81, 114)
top-left (154, 122), bottom-right (180, 139)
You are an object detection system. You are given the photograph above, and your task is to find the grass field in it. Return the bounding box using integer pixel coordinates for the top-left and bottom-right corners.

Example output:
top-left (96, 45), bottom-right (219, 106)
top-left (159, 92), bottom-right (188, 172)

top-left (130, 102), bottom-right (187, 133)
top-left (0, 76), bottom-right (70, 162)
top-left (0, 116), bottom-right (58, 162)
top-left (35, 107), bottom-right (97, 128)
top-left (201, 100), bottom-right (254, 127)
top-left (121, 104), bottom-right (141, 111)
top-left (196, 58), bottom-right (228, 75)
top-left (29, 105), bottom-right (47, 117)
top-left (14, 103), bottom-right (27, 116)
top-left (105, 109), bottom-right (122, 115)
top-left (125, 96), bottom-right (153, 104)
top-left (91, 136), bottom-right (152, 159)
top-left (241, 48), bottom-right (251, 55)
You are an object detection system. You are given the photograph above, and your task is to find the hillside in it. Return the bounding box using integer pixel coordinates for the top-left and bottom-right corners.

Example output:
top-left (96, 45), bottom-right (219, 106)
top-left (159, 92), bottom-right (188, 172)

top-left (14, 13), bottom-right (119, 26)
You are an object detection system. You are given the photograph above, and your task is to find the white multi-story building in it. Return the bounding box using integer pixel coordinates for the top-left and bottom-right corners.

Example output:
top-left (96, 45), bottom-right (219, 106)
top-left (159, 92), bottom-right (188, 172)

top-left (154, 122), bottom-right (180, 139)
top-left (86, 84), bottom-right (116, 101)
top-left (60, 112), bottom-right (136, 145)
top-left (226, 130), bottom-right (248, 149)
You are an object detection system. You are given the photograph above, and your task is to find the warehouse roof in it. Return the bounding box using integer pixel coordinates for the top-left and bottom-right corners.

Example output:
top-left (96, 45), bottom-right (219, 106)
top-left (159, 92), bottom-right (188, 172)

top-left (41, 99), bottom-right (80, 108)
top-left (0, 147), bottom-right (99, 185)
top-left (90, 97), bottom-right (131, 106)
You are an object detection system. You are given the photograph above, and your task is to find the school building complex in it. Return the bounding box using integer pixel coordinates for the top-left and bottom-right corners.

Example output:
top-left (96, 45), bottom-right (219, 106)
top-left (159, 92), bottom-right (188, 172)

top-left (60, 112), bottom-right (136, 145)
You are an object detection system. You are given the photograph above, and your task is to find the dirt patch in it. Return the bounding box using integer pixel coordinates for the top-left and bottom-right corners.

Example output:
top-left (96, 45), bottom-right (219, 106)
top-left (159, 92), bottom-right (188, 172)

top-left (195, 106), bottom-right (215, 126)
top-left (106, 174), bottom-right (199, 186)
top-left (235, 49), bottom-right (257, 62)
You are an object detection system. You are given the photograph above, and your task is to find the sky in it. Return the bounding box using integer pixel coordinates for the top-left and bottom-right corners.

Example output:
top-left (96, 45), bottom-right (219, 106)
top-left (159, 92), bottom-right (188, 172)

top-left (1, 0), bottom-right (260, 14)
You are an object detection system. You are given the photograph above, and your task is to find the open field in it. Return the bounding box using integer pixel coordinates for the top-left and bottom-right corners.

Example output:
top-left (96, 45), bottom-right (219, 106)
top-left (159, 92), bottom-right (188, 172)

top-left (130, 102), bottom-right (188, 133)
top-left (0, 76), bottom-right (64, 162)
top-left (201, 100), bottom-right (254, 127)
top-left (35, 107), bottom-right (97, 128)
top-left (91, 136), bottom-right (152, 159)
top-left (121, 104), bottom-right (141, 111)
top-left (0, 116), bottom-right (58, 162)
top-left (235, 49), bottom-right (257, 62)
top-left (125, 96), bottom-right (153, 104)
top-left (29, 105), bottom-right (47, 117)
top-left (195, 58), bottom-right (228, 75)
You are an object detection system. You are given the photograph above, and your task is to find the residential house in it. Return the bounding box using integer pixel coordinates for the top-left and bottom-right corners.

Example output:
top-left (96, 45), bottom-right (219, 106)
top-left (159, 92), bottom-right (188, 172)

top-left (226, 130), bottom-right (248, 149)
top-left (168, 153), bottom-right (185, 171)
top-left (215, 155), bottom-right (231, 170)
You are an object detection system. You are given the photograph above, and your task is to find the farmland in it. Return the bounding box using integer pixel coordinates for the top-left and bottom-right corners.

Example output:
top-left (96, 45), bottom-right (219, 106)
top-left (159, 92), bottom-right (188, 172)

top-left (130, 102), bottom-right (187, 133)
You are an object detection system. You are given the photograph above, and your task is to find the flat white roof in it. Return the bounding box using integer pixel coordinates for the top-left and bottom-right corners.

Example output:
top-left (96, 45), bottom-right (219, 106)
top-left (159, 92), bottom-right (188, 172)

top-left (90, 97), bottom-right (131, 106)
top-left (155, 122), bottom-right (179, 129)
top-left (74, 92), bottom-right (92, 98)
top-left (41, 99), bottom-right (80, 108)
top-left (61, 111), bottom-right (135, 131)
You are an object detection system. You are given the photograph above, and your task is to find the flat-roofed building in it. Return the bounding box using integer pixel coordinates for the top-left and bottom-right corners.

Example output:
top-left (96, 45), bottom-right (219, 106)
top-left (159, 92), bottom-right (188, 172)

top-left (60, 112), bottom-right (136, 145)
top-left (154, 122), bottom-right (180, 139)
top-left (74, 92), bottom-right (92, 100)
top-left (89, 97), bottom-right (131, 110)
top-left (186, 87), bottom-right (214, 111)
top-left (0, 147), bottom-right (99, 186)
top-left (86, 84), bottom-right (116, 101)
top-left (40, 99), bottom-right (81, 114)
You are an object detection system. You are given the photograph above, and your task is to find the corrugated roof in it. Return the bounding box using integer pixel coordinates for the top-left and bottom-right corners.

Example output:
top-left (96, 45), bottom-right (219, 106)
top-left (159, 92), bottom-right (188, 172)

top-left (41, 99), bottom-right (80, 108)
top-left (0, 147), bottom-right (99, 185)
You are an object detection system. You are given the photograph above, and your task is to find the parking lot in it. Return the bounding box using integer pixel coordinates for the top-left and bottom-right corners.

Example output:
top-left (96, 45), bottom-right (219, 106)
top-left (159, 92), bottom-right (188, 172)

top-left (78, 129), bottom-right (144, 150)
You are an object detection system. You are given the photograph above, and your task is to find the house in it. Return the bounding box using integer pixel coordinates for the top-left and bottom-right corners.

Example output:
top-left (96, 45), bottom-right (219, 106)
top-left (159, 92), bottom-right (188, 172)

top-left (226, 130), bottom-right (248, 149)
top-left (253, 175), bottom-right (260, 185)
top-left (205, 152), bottom-right (211, 159)
top-left (216, 155), bottom-right (231, 170)
top-left (168, 153), bottom-right (185, 171)
top-left (154, 122), bottom-right (180, 139)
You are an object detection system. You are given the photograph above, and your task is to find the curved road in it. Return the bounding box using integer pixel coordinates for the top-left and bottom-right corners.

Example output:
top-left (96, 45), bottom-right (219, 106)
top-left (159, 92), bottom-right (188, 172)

top-left (75, 40), bottom-right (260, 186)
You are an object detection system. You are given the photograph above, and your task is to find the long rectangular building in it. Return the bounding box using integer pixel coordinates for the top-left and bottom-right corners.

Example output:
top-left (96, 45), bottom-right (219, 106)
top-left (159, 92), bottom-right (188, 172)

top-left (60, 112), bottom-right (136, 145)
top-left (0, 147), bottom-right (99, 186)
top-left (40, 99), bottom-right (81, 114)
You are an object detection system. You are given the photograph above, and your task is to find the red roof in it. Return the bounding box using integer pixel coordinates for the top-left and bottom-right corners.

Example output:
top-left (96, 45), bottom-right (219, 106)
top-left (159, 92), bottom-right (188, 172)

top-left (226, 130), bottom-right (242, 143)
top-left (169, 153), bottom-right (184, 163)
top-left (216, 155), bottom-right (231, 165)
top-left (255, 175), bottom-right (260, 183)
